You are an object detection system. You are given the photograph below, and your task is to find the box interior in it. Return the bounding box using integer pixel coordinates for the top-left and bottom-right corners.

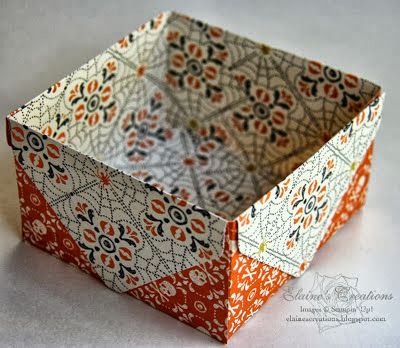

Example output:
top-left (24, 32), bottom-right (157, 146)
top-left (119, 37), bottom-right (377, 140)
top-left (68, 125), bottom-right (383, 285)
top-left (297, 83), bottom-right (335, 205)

top-left (10, 12), bottom-right (380, 220)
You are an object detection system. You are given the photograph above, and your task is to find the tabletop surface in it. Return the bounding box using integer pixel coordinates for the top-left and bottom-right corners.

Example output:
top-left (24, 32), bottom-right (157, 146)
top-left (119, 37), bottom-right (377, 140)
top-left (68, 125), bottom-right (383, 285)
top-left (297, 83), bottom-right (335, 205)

top-left (0, 1), bottom-right (399, 347)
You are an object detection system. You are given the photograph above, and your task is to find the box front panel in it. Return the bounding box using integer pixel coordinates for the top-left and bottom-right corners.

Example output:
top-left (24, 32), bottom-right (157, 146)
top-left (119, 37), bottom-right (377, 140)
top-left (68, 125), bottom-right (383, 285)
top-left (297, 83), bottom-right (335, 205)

top-left (13, 155), bottom-right (233, 342)
top-left (237, 95), bottom-right (384, 276)
top-left (229, 142), bottom-right (375, 338)
top-left (7, 121), bottom-right (227, 292)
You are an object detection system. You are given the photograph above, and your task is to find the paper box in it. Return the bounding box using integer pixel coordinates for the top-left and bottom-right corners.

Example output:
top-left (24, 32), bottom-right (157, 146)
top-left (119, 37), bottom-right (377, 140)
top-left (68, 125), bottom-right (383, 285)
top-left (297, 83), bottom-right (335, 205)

top-left (5, 12), bottom-right (384, 343)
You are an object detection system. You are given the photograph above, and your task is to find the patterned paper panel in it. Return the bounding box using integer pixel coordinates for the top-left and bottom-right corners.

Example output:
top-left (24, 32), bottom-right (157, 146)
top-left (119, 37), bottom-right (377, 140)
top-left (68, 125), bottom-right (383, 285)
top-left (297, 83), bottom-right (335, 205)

top-left (8, 120), bottom-right (227, 292)
top-left (237, 95), bottom-right (384, 276)
top-left (8, 12), bottom-right (381, 220)
top-left (6, 11), bottom-right (384, 284)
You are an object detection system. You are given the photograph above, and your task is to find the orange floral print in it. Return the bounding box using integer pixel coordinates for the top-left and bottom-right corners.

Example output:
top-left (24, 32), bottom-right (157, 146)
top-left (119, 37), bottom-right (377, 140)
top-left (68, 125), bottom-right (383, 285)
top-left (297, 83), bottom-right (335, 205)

top-left (288, 160), bottom-right (334, 247)
top-left (232, 77), bottom-right (294, 143)
top-left (166, 31), bottom-right (228, 102)
top-left (68, 61), bottom-right (118, 127)
top-left (298, 60), bottom-right (362, 111)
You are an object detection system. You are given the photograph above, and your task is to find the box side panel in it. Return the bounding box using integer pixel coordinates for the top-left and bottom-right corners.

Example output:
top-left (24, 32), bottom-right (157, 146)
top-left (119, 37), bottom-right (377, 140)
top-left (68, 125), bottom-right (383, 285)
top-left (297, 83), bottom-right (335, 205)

top-left (5, 12), bottom-right (171, 163)
top-left (5, 11), bottom-right (383, 224)
top-left (228, 221), bottom-right (290, 339)
top-left (228, 142), bottom-right (374, 339)
top-left (128, 223), bottom-right (235, 343)
top-left (318, 143), bottom-right (375, 249)
top-left (7, 120), bottom-right (227, 293)
top-left (15, 154), bottom-right (232, 343)
top-left (236, 94), bottom-right (384, 276)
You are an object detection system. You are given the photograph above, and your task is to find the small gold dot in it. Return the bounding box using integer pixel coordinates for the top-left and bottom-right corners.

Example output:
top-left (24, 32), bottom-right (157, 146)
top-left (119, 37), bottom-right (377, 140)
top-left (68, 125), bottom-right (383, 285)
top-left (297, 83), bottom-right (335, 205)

top-left (351, 161), bottom-right (358, 171)
top-left (259, 43), bottom-right (271, 55)
top-left (259, 241), bottom-right (266, 253)
top-left (246, 163), bottom-right (257, 172)
top-left (188, 118), bottom-right (199, 130)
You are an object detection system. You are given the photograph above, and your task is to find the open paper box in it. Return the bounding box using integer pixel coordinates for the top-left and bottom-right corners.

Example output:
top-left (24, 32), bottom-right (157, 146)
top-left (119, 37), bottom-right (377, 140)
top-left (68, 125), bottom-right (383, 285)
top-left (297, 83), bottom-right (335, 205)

top-left (5, 12), bottom-right (384, 342)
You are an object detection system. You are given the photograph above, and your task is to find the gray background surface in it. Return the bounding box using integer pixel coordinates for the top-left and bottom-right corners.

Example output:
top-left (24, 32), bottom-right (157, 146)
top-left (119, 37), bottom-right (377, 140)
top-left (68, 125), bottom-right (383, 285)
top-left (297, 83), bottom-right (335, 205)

top-left (0, 1), bottom-right (399, 346)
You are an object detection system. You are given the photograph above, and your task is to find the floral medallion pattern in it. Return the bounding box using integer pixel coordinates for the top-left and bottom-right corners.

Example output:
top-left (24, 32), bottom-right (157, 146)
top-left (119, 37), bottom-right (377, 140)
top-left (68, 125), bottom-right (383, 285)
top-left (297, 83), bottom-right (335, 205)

top-left (298, 60), bottom-right (362, 112)
top-left (68, 61), bottom-right (118, 127)
top-left (117, 13), bottom-right (167, 50)
top-left (121, 91), bottom-right (173, 163)
top-left (41, 113), bottom-right (70, 144)
top-left (10, 125), bottom-right (68, 185)
top-left (287, 159), bottom-right (333, 249)
top-left (191, 19), bottom-right (225, 44)
top-left (166, 29), bottom-right (228, 103)
top-left (232, 77), bottom-right (295, 144)
top-left (189, 121), bottom-right (229, 165)
top-left (338, 95), bottom-right (382, 147)
top-left (144, 188), bottom-right (215, 261)
top-left (75, 202), bottom-right (142, 288)
top-left (138, 12), bottom-right (166, 33)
